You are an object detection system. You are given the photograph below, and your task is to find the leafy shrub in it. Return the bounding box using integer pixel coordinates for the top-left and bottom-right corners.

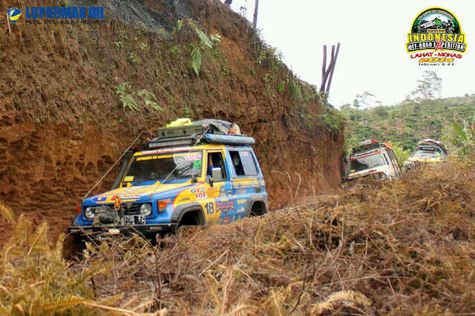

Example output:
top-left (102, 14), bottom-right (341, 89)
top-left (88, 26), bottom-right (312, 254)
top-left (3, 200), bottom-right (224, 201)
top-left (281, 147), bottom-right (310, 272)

top-left (392, 142), bottom-right (412, 166)
top-left (136, 89), bottom-right (162, 111)
top-left (115, 82), bottom-right (139, 112)
top-left (277, 80), bottom-right (286, 94)
top-left (319, 108), bottom-right (344, 134)
top-left (191, 45), bottom-right (202, 77)
top-left (116, 83), bottom-right (162, 112)
top-left (187, 21), bottom-right (221, 77)
top-left (288, 79), bottom-right (303, 102)
top-left (445, 116), bottom-right (475, 157)
top-left (183, 105), bottom-right (192, 117)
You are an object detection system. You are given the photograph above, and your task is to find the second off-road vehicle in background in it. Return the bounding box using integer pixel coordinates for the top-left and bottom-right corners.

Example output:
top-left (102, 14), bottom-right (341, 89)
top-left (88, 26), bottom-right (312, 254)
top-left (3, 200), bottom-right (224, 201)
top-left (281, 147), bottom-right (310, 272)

top-left (345, 139), bottom-right (401, 181)
top-left (403, 139), bottom-right (448, 171)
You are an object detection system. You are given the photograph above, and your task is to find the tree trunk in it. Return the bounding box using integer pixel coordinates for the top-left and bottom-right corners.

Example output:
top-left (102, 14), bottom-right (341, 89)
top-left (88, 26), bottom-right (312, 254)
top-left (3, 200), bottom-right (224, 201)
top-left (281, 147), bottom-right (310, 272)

top-left (253, 0), bottom-right (260, 29)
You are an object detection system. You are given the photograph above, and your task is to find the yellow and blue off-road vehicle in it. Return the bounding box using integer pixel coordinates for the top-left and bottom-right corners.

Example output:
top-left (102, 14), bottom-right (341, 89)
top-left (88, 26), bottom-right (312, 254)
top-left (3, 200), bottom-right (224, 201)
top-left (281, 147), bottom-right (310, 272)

top-left (68, 119), bottom-right (268, 242)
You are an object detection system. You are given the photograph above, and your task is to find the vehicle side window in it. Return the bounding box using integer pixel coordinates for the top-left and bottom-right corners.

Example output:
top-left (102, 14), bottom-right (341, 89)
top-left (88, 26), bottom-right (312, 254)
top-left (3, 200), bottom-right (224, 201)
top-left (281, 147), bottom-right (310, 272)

top-left (230, 150), bottom-right (258, 176)
top-left (207, 152), bottom-right (227, 180)
top-left (229, 151), bottom-right (245, 176)
top-left (240, 151), bottom-right (258, 176)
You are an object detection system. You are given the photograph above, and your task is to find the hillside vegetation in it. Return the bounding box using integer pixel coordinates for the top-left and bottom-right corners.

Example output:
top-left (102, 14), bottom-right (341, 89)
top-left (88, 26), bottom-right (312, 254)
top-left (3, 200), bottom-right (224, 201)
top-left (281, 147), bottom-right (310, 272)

top-left (0, 160), bottom-right (473, 315)
top-left (341, 96), bottom-right (475, 152)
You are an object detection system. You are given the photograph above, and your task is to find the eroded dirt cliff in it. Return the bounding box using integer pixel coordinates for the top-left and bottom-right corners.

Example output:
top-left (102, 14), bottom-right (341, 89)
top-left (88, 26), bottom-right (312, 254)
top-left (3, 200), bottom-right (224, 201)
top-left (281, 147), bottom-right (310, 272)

top-left (0, 0), bottom-right (344, 240)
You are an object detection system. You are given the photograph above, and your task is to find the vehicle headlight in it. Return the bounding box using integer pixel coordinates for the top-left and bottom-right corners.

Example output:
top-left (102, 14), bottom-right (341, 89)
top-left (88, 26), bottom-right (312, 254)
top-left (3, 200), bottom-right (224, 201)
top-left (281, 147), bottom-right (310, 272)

top-left (371, 172), bottom-right (387, 180)
top-left (84, 207), bottom-right (95, 219)
top-left (140, 203), bottom-right (152, 216)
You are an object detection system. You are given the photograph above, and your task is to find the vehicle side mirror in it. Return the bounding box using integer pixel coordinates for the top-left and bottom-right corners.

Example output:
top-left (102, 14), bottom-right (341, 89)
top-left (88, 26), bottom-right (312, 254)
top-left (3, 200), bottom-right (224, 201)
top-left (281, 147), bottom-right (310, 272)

top-left (211, 167), bottom-right (223, 182)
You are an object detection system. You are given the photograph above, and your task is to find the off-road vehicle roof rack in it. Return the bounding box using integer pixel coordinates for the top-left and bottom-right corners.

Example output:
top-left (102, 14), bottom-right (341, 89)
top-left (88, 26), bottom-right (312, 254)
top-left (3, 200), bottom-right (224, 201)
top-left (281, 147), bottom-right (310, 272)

top-left (416, 139), bottom-right (447, 153)
top-left (147, 119), bottom-right (255, 149)
top-left (352, 139), bottom-right (392, 155)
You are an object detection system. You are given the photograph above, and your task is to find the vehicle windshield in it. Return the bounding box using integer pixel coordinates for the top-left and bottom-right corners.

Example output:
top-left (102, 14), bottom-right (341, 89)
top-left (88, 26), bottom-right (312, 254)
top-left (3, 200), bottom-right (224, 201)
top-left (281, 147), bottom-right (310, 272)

top-left (412, 148), bottom-right (443, 159)
top-left (123, 151), bottom-right (202, 183)
top-left (350, 151), bottom-right (386, 173)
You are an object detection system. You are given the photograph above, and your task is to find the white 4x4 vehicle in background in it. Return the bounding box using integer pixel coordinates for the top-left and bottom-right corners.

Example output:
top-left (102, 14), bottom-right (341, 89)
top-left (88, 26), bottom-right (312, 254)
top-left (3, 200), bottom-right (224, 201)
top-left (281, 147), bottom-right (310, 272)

top-left (345, 139), bottom-right (402, 181)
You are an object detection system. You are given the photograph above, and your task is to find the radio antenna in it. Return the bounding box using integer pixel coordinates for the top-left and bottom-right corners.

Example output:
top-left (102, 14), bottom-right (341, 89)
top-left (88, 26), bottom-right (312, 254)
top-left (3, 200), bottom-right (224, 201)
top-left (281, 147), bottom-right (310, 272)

top-left (82, 131), bottom-right (145, 200)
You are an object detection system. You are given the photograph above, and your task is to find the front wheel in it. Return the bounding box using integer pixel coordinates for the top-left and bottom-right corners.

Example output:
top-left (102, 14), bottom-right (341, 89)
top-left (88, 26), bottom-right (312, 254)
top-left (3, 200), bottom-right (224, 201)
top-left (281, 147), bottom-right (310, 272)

top-left (62, 234), bottom-right (86, 261)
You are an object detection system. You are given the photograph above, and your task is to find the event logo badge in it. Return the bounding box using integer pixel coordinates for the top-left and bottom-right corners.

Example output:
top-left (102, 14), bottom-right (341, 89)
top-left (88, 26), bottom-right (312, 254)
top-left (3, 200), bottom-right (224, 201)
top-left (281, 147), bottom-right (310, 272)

top-left (7, 8), bottom-right (22, 23)
top-left (406, 8), bottom-right (467, 66)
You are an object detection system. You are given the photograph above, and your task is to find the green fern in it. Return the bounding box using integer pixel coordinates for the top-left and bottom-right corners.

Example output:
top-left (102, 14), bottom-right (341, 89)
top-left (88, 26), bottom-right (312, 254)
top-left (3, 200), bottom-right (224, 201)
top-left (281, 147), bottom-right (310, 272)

top-left (136, 89), bottom-right (162, 111)
top-left (183, 105), bottom-right (192, 117)
top-left (195, 28), bottom-right (213, 49)
top-left (289, 79), bottom-right (303, 102)
top-left (191, 46), bottom-right (202, 77)
top-left (115, 82), bottom-right (139, 112)
top-left (176, 19), bottom-right (184, 33)
top-left (187, 22), bottom-right (221, 78)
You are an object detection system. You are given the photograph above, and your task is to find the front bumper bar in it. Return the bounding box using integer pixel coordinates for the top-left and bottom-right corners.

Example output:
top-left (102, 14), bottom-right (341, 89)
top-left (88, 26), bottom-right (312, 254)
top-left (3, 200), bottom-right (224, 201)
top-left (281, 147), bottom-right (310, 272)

top-left (68, 223), bottom-right (177, 237)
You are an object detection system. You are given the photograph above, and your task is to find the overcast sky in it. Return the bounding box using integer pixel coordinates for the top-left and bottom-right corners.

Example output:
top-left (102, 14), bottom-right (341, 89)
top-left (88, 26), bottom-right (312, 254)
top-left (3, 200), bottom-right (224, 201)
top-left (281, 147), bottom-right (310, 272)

top-left (223, 0), bottom-right (475, 107)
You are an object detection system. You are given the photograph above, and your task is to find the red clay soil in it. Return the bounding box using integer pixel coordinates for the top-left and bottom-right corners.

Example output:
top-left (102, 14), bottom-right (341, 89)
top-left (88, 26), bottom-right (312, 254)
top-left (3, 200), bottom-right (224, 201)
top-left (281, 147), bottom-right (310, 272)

top-left (0, 0), bottom-right (343, 242)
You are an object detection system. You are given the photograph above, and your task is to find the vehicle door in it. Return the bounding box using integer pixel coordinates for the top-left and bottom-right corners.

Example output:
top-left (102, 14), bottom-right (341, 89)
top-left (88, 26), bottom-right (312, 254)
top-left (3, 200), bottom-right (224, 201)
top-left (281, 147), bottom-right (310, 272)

top-left (224, 147), bottom-right (261, 223)
top-left (204, 150), bottom-right (231, 224)
top-left (381, 150), bottom-right (395, 178)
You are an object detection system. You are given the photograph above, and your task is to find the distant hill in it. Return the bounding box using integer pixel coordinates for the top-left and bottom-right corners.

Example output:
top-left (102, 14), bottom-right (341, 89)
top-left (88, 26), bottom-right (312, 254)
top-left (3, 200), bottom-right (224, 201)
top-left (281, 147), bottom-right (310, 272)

top-left (341, 96), bottom-right (475, 152)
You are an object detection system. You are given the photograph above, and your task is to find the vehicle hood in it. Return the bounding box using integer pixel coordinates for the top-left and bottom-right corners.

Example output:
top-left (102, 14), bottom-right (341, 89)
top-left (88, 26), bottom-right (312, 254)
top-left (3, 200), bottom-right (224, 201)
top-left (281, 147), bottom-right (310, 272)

top-left (406, 157), bottom-right (444, 163)
top-left (85, 180), bottom-right (194, 205)
top-left (347, 165), bottom-right (388, 180)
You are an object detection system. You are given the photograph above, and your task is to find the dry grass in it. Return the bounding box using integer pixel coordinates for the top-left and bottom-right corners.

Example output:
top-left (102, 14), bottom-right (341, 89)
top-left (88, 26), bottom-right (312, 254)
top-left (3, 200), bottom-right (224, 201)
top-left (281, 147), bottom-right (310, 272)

top-left (1, 161), bottom-right (474, 315)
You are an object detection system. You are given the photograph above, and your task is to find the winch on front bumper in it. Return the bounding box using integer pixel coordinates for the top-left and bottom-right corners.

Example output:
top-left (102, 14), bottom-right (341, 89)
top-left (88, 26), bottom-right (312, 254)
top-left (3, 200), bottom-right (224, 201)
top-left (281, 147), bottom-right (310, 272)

top-left (69, 203), bottom-right (177, 238)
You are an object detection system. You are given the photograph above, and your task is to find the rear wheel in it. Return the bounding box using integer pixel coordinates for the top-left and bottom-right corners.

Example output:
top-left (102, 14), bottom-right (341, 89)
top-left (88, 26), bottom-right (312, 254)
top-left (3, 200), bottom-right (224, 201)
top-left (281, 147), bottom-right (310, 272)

top-left (250, 202), bottom-right (267, 217)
